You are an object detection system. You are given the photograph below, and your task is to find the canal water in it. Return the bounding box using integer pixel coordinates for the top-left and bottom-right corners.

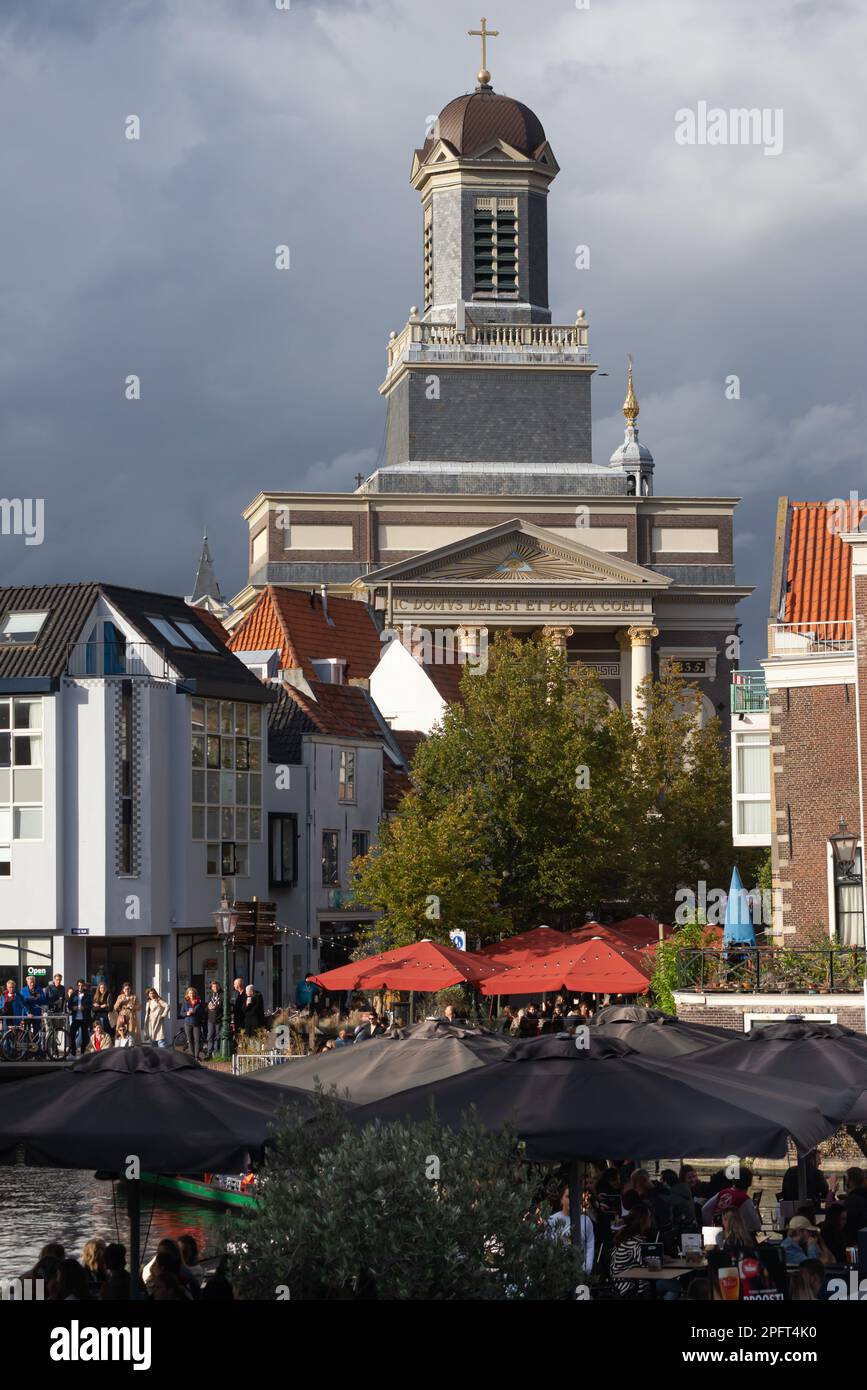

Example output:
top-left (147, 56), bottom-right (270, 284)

top-left (0, 1167), bottom-right (230, 1278)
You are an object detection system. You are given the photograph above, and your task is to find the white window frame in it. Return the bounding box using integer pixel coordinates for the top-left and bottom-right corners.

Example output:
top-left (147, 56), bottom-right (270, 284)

top-left (338, 749), bottom-right (356, 804)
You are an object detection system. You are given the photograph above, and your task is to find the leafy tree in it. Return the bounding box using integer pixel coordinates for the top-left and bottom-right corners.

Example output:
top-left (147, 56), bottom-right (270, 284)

top-left (352, 634), bottom-right (735, 946)
top-left (228, 1096), bottom-right (585, 1300)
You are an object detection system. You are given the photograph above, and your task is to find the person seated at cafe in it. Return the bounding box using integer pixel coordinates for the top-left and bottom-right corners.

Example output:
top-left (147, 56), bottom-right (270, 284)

top-left (781, 1150), bottom-right (829, 1205)
top-left (499, 1006), bottom-right (516, 1034)
top-left (594, 1167), bottom-right (622, 1198)
top-left (701, 1169), bottom-right (762, 1235)
top-left (518, 1004), bottom-right (539, 1037)
top-left (87, 1021), bottom-right (113, 1052)
top-left (781, 1215), bottom-right (833, 1267)
top-left (545, 1181), bottom-right (596, 1273)
top-left (664, 1167), bottom-right (702, 1226)
top-left (820, 1204), bottom-right (849, 1264)
top-left (792, 1257), bottom-right (828, 1301)
top-left (713, 1207), bottom-right (754, 1254)
top-left (610, 1201), bottom-right (654, 1299)
top-left (841, 1167), bottom-right (867, 1243)
top-left (623, 1169), bottom-right (675, 1236)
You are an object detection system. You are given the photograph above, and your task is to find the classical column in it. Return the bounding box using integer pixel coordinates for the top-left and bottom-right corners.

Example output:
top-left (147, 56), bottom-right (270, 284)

top-left (541, 625), bottom-right (574, 655)
top-left (628, 625), bottom-right (659, 719)
top-left (614, 629), bottom-right (632, 709)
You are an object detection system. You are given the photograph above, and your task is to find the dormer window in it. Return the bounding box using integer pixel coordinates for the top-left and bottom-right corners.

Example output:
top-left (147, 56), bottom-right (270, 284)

top-left (0, 612), bottom-right (48, 644)
top-left (311, 658), bottom-right (346, 685)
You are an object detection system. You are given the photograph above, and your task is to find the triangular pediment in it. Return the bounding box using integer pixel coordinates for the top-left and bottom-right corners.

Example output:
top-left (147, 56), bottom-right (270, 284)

top-left (362, 520), bottom-right (671, 588)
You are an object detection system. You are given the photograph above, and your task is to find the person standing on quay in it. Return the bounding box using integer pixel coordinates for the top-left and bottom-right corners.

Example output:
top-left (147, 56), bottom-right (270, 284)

top-left (144, 988), bottom-right (169, 1047)
top-left (67, 979), bottom-right (92, 1056)
top-left (204, 979), bottom-right (223, 1058)
top-left (180, 987), bottom-right (205, 1058)
top-left (114, 981), bottom-right (141, 1041)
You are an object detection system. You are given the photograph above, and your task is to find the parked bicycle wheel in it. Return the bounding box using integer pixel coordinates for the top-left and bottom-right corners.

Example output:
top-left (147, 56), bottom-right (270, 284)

top-left (46, 1025), bottom-right (70, 1061)
top-left (1, 1027), bottom-right (28, 1062)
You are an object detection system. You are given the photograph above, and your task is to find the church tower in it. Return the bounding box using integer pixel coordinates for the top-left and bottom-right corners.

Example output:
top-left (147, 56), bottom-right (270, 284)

top-left (374, 26), bottom-right (603, 491)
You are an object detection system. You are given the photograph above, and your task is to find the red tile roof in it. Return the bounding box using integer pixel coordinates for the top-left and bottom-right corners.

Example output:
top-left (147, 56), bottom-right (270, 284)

top-left (423, 660), bottom-right (465, 704)
top-left (229, 586), bottom-right (383, 681)
top-left (783, 501), bottom-right (867, 625)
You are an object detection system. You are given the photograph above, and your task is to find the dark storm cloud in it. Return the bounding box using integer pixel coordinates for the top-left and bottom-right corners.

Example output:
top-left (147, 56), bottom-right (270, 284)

top-left (0, 0), bottom-right (865, 667)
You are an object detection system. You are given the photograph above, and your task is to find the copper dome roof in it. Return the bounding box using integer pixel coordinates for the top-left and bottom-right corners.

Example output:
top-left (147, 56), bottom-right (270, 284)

top-left (425, 88), bottom-right (547, 160)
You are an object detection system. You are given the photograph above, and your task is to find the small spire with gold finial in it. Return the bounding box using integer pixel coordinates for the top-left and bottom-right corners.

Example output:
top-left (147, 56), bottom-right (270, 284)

top-left (468, 16), bottom-right (499, 89)
top-left (623, 353), bottom-right (639, 423)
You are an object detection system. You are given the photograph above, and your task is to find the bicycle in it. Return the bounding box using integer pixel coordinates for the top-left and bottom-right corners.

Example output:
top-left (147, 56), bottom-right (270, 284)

top-left (0, 1014), bottom-right (70, 1062)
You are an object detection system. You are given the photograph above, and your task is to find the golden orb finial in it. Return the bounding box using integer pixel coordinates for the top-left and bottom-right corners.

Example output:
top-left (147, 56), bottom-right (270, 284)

top-left (623, 354), bottom-right (639, 423)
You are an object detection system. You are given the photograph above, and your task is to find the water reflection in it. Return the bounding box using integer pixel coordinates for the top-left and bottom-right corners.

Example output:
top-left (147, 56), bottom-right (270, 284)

top-left (0, 1167), bottom-right (228, 1277)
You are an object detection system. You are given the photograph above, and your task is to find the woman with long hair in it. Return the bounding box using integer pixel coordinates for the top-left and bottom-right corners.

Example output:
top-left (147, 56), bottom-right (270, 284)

top-left (114, 982), bottom-right (141, 1041)
top-left (180, 987), bottom-right (205, 1059)
top-left (144, 988), bottom-right (169, 1047)
top-left (91, 982), bottom-right (114, 1037)
top-left (610, 1201), bottom-right (654, 1298)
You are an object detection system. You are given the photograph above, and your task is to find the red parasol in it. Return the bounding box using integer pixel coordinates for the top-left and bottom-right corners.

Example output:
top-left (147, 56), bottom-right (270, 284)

top-left (311, 938), bottom-right (504, 992)
top-left (477, 936), bottom-right (651, 997)
top-left (478, 925), bottom-right (567, 965)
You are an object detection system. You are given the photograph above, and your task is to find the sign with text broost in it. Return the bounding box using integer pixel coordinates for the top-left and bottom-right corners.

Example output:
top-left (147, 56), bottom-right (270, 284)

top-left (392, 592), bottom-right (654, 619)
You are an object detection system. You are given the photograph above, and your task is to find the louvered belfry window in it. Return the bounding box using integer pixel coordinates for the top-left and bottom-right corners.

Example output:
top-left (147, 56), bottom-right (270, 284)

top-left (473, 197), bottom-right (518, 296)
top-left (423, 204), bottom-right (433, 310)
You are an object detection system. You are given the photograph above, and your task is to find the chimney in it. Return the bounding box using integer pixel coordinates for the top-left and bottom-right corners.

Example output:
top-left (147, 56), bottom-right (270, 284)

top-left (320, 583), bottom-right (334, 626)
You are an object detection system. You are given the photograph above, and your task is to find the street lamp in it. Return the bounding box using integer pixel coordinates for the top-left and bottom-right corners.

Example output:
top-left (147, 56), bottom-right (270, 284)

top-left (830, 819), bottom-right (859, 879)
top-left (211, 898), bottom-right (240, 1062)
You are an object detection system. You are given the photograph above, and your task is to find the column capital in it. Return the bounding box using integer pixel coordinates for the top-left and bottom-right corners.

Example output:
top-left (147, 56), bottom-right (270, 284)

top-left (541, 625), bottom-right (574, 651)
top-left (627, 625), bottom-right (659, 648)
top-left (614, 628), bottom-right (632, 651)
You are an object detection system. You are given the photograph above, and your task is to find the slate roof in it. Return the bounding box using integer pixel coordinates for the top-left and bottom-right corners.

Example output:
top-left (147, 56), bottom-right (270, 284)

top-left (229, 586), bottom-right (383, 682)
top-left (0, 581), bottom-right (270, 701)
top-left (779, 500), bottom-right (867, 625)
top-left (0, 582), bottom-right (99, 680)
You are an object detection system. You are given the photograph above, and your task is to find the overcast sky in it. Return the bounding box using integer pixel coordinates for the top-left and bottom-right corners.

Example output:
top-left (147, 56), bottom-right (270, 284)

top-left (2, 0), bottom-right (865, 664)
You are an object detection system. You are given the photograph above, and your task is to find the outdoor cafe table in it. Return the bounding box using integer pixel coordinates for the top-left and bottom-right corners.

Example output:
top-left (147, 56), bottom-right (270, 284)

top-left (618, 1259), bottom-right (707, 1281)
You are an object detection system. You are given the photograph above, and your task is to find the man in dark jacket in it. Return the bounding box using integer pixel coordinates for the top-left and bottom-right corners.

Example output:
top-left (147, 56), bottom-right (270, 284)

top-left (241, 986), bottom-right (266, 1036)
top-left (67, 980), bottom-right (93, 1056)
top-left (45, 974), bottom-right (66, 1013)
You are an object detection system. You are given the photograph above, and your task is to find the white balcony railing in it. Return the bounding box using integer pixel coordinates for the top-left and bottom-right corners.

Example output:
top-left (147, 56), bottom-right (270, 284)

top-left (385, 314), bottom-right (592, 375)
top-left (768, 620), bottom-right (854, 656)
top-left (65, 641), bottom-right (171, 679)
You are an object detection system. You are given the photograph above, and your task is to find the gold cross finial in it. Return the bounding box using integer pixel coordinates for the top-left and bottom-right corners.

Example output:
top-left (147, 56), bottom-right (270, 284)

top-left (623, 354), bottom-right (639, 423)
top-left (468, 16), bottom-right (499, 87)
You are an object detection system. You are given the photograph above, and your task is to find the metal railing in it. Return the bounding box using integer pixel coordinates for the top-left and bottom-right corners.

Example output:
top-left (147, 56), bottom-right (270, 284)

top-left (731, 670), bottom-right (769, 713)
top-left (768, 621), bottom-right (853, 657)
top-left (676, 946), bottom-right (866, 994)
top-left (386, 316), bottom-right (592, 373)
top-left (231, 1050), bottom-right (290, 1076)
top-left (65, 641), bottom-right (170, 679)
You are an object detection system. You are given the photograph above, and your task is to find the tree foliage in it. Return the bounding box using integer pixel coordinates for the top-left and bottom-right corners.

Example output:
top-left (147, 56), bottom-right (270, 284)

top-left (228, 1095), bottom-right (585, 1300)
top-left (352, 634), bottom-right (735, 947)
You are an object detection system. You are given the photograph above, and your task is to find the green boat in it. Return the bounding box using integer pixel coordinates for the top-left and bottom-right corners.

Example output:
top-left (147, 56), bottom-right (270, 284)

top-left (140, 1171), bottom-right (258, 1210)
